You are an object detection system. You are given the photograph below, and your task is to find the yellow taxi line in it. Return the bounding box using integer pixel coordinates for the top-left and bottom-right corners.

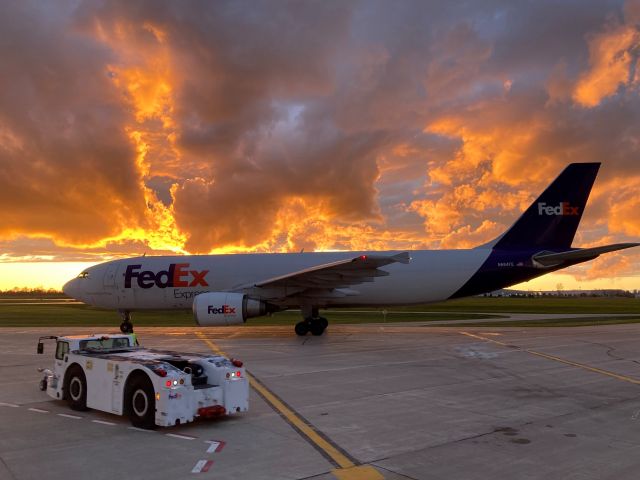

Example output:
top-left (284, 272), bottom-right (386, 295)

top-left (195, 332), bottom-right (384, 480)
top-left (460, 331), bottom-right (640, 385)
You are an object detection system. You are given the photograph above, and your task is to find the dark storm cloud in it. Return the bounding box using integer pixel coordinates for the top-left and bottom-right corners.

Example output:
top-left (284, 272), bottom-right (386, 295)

top-left (0, 0), bottom-right (147, 244)
top-left (1, 0), bottom-right (639, 285)
top-left (76, 0), bottom-right (391, 250)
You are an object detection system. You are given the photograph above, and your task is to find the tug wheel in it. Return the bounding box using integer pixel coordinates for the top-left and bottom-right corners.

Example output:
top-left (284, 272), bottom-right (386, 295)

top-left (125, 375), bottom-right (156, 429)
top-left (64, 365), bottom-right (88, 411)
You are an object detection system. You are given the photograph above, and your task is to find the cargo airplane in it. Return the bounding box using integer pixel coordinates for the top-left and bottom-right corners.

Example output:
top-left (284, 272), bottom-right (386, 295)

top-left (63, 163), bottom-right (638, 336)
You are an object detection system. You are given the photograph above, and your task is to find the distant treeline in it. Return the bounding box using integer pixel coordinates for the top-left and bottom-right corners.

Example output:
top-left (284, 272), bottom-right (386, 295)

top-left (0, 288), bottom-right (66, 298)
top-left (1, 287), bottom-right (638, 300)
top-left (487, 289), bottom-right (638, 298)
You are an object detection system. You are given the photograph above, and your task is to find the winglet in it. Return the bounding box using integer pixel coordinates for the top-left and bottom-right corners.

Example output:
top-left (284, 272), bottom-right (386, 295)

top-left (391, 252), bottom-right (411, 264)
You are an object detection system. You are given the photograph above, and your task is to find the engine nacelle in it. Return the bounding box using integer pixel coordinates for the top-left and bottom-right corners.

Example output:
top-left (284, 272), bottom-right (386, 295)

top-left (192, 292), bottom-right (268, 326)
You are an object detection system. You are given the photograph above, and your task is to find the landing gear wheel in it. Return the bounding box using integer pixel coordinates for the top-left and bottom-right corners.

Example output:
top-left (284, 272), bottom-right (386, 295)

top-left (296, 307), bottom-right (329, 336)
top-left (310, 318), bottom-right (326, 336)
top-left (64, 365), bottom-right (88, 411)
top-left (126, 376), bottom-right (156, 429)
top-left (295, 321), bottom-right (309, 336)
top-left (119, 310), bottom-right (134, 333)
top-left (120, 321), bottom-right (134, 333)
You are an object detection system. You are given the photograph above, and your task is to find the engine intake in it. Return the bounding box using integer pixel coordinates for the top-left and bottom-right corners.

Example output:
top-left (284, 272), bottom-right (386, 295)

top-left (192, 292), bottom-right (268, 326)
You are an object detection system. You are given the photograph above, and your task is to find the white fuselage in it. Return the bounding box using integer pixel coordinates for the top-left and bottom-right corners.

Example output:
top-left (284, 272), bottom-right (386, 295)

top-left (64, 249), bottom-right (493, 311)
top-left (61, 163), bottom-right (634, 320)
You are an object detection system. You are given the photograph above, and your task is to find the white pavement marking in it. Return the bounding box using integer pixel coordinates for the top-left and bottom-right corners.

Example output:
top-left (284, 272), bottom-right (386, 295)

top-left (58, 413), bottom-right (82, 419)
top-left (92, 420), bottom-right (116, 426)
top-left (0, 402), bottom-right (19, 408)
top-left (166, 433), bottom-right (196, 440)
top-left (128, 426), bottom-right (155, 433)
top-left (28, 408), bottom-right (49, 413)
top-left (191, 460), bottom-right (213, 473)
top-left (205, 440), bottom-right (225, 453)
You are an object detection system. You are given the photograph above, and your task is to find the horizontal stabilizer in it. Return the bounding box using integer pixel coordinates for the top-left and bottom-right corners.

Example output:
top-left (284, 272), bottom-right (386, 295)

top-left (532, 243), bottom-right (640, 267)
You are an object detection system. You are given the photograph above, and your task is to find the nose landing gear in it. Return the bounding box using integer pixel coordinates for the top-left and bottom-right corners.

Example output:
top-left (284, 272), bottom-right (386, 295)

top-left (119, 310), bottom-right (134, 333)
top-left (295, 307), bottom-right (328, 336)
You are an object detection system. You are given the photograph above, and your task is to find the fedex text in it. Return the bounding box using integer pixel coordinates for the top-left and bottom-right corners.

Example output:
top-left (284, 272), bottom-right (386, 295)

top-left (208, 305), bottom-right (236, 315)
top-left (124, 264), bottom-right (209, 289)
top-left (537, 202), bottom-right (579, 216)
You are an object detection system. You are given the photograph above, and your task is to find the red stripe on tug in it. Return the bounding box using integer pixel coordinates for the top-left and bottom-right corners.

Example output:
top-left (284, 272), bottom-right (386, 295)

top-left (198, 405), bottom-right (226, 418)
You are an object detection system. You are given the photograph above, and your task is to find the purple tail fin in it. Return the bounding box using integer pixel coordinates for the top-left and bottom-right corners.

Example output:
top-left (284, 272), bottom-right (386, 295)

top-left (492, 163), bottom-right (600, 250)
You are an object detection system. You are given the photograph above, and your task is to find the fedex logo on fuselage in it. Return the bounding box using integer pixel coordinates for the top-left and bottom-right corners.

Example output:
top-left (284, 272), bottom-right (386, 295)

top-left (208, 305), bottom-right (236, 315)
top-left (124, 264), bottom-right (209, 289)
top-left (537, 202), bottom-right (579, 216)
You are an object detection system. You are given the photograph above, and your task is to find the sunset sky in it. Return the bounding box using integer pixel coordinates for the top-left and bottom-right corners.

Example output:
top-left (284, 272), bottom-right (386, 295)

top-left (1, 0), bottom-right (640, 292)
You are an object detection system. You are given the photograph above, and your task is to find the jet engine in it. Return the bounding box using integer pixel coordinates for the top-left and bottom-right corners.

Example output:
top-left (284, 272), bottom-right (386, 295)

top-left (192, 292), bottom-right (269, 326)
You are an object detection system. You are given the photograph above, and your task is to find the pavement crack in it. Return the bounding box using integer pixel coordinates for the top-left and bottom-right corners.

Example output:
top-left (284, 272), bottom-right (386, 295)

top-left (367, 394), bottom-right (640, 468)
top-left (368, 426), bottom-right (508, 465)
top-left (581, 341), bottom-right (640, 366)
top-left (0, 455), bottom-right (17, 480)
top-left (297, 471), bottom-right (331, 479)
top-left (372, 464), bottom-right (420, 479)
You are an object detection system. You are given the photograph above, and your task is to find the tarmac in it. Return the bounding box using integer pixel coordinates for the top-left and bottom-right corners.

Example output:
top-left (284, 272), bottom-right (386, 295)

top-left (3, 322), bottom-right (640, 479)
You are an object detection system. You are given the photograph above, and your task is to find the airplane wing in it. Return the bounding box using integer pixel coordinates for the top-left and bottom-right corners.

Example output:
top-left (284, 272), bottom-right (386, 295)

top-left (235, 252), bottom-right (410, 301)
top-left (532, 243), bottom-right (640, 267)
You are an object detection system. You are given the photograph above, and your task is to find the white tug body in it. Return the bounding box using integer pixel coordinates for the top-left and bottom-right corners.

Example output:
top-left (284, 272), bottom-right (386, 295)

top-left (38, 333), bottom-right (248, 428)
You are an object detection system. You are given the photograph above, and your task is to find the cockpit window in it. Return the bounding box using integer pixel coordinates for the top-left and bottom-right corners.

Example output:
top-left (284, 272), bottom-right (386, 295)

top-left (77, 271), bottom-right (90, 279)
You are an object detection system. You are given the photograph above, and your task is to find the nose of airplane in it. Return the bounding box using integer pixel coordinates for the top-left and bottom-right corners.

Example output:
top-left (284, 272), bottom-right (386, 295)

top-left (62, 278), bottom-right (79, 299)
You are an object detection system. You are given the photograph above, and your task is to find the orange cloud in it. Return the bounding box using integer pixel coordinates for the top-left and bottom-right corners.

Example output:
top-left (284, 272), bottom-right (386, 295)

top-left (1, 0), bottom-right (639, 291)
top-left (439, 220), bottom-right (503, 249)
top-left (570, 250), bottom-right (639, 281)
top-left (573, 19), bottom-right (639, 107)
top-left (604, 177), bottom-right (640, 236)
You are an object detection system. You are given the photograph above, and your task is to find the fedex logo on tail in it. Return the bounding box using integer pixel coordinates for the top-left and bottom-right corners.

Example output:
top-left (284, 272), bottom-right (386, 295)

top-left (208, 305), bottom-right (236, 315)
top-left (537, 202), bottom-right (579, 216)
top-left (124, 263), bottom-right (209, 289)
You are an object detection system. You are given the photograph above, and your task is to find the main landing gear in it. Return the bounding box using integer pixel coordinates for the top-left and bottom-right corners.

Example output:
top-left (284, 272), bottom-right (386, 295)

top-left (295, 307), bottom-right (328, 336)
top-left (119, 310), bottom-right (134, 333)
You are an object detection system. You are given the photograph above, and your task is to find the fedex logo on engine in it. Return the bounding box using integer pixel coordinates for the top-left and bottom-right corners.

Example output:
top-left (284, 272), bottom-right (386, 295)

top-left (208, 305), bottom-right (236, 315)
top-left (537, 202), bottom-right (579, 216)
top-left (124, 264), bottom-right (209, 289)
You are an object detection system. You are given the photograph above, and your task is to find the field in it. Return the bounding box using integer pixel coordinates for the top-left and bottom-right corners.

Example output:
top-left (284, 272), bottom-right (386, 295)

top-left (1, 295), bottom-right (639, 328)
top-left (0, 302), bottom-right (501, 327)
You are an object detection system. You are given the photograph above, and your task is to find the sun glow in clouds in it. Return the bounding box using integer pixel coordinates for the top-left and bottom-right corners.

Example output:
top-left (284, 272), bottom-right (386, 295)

top-left (0, 1), bottom-right (639, 290)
